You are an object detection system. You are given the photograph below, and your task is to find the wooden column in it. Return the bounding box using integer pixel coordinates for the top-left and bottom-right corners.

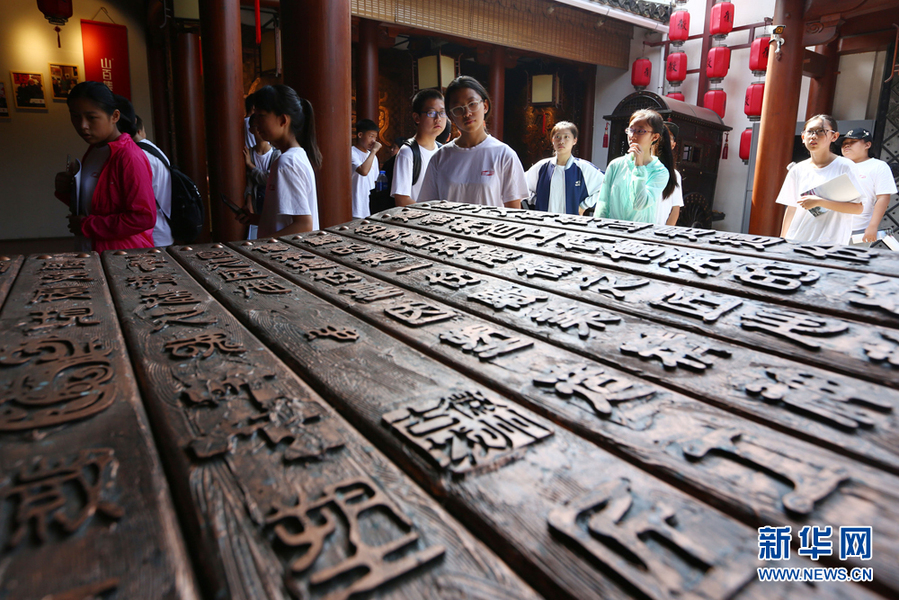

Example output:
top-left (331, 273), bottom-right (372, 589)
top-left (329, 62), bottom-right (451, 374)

top-left (580, 66), bottom-right (596, 163)
top-left (146, 28), bottom-right (173, 158)
top-left (357, 18), bottom-right (380, 123)
top-left (281, 0), bottom-right (352, 228)
top-left (489, 46), bottom-right (506, 140)
top-left (198, 0), bottom-right (245, 242)
top-left (174, 30), bottom-right (210, 242)
top-left (805, 40), bottom-right (839, 119)
top-left (749, 0), bottom-right (805, 237)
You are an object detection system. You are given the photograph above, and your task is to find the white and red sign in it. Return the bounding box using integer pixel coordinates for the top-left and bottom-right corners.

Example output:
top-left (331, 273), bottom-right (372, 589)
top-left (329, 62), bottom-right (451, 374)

top-left (81, 20), bottom-right (130, 99)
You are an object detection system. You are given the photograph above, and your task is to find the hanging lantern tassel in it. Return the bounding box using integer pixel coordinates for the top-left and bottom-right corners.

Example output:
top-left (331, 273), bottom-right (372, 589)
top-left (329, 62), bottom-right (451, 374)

top-left (602, 122), bottom-right (609, 148)
top-left (542, 111), bottom-right (547, 136)
top-left (722, 132), bottom-right (729, 159)
top-left (255, 0), bottom-right (262, 45)
top-left (55, 25), bottom-right (61, 48)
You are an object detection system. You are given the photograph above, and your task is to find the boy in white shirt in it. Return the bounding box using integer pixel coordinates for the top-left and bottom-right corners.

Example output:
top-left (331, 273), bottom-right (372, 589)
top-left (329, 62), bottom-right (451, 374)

top-left (350, 119), bottom-right (381, 219)
top-left (840, 128), bottom-right (898, 245)
top-left (391, 89), bottom-right (446, 206)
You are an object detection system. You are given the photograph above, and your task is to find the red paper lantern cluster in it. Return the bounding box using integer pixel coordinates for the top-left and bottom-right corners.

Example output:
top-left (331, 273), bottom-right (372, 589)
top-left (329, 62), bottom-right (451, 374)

top-left (631, 57), bottom-right (652, 90)
top-left (749, 36), bottom-right (770, 73)
top-left (669, 10), bottom-right (690, 43)
top-left (704, 89), bottom-right (727, 119)
top-left (666, 52), bottom-right (687, 84)
top-left (740, 128), bottom-right (752, 163)
top-left (710, 1), bottom-right (734, 36)
top-left (706, 46), bottom-right (731, 81)
top-left (744, 82), bottom-right (764, 119)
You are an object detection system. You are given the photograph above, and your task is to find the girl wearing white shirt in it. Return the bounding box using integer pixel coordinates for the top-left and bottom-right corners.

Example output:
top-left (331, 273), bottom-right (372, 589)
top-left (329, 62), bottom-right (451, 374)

top-left (525, 121), bottom-right (604, 215)
top-left (418, 76), bottom-right (528, 208)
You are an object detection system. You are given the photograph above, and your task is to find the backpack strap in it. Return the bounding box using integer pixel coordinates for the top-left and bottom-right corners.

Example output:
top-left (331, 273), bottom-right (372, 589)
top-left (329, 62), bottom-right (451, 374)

top-left (404, 138), bottom-right (423, 186)
top-left (138, 140), bottom-right (172, 171)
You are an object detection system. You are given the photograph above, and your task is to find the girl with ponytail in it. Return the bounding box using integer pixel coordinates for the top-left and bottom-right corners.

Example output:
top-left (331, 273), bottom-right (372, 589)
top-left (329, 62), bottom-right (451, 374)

top-left (596, 109), bottom-right (675, 223)
top-left (239, 85), bottom-right (322, 236)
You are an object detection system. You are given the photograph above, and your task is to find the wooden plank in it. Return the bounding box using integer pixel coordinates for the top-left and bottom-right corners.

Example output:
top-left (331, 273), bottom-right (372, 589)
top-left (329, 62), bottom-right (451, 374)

top-left (288, 232), bottom-right (899, 475)
top-left (0, 252), bottom-right (198, 600)
top-left (414, 201), bottom-right (899, 280)
top-left (101, 247), bottom-right (540, 600)
top-left (0, 254), bottom-right (23, 313)
top-left (171, 242), bottom-right (882, 600)
top-left (239, 236), bottom-right (899, 595)
top-left (329, 218), bottom-right (899, 393)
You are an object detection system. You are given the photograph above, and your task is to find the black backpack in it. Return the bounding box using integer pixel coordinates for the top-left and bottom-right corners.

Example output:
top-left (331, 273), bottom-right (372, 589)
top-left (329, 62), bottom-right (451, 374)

top-left (139, 141), bottom-right (205, 243)
top-left (369, 138), bottom-right (440, 214)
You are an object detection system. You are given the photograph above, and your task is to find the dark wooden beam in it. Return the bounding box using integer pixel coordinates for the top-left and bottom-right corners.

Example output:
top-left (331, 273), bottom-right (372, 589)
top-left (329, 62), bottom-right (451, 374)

top-left (839, 30), bottom-right (897, 54)
top-left (802, 47), bottom-right (829, 78)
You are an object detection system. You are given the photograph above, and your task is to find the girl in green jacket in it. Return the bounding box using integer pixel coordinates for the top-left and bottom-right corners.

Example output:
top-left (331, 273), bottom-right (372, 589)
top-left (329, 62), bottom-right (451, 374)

top-left (596, 109), bottom-right (676, 222)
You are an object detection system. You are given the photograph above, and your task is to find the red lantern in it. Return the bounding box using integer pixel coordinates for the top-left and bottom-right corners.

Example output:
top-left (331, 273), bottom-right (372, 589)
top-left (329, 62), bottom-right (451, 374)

top-left (36, 0), bottom-right (73, 48)
top-left (740, 127), bottom-right (752, 163)
top-left (666, 92), bottom-right (686, 102)
top-left (704, 89), bottom-right (727, 118)
top-left (631, 57), bottom-right (652, 90)
top-left (706, 46), bottom-right (731, 80)
top-left (710, 1), bottom-right (735, 36)
top-left (666, 52), bottom-right (687, 83)
top-left (744, 83), bottom-right (764, 119)
top-left (749, 37), bottom-right (771, 73)
top-left (669, 10), bottom-right (690, 43)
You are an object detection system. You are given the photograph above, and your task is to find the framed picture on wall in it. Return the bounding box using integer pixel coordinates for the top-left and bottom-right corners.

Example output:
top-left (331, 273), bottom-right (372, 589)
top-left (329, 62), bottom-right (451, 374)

top-left (49, 63), bottom-right (80, 100)
top-left (10, 71), bottom-right (47, 109)
top-left (0, 82), bottom-right (8, 117)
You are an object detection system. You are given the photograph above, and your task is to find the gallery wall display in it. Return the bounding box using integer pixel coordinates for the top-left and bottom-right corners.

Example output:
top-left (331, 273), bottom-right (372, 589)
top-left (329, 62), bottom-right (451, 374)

top-left (9, 71), bottom-right (46, 110)
top-left (0, 82), bottom-right (8, 117)
top-left (49, 63), bottom-right (80, 100)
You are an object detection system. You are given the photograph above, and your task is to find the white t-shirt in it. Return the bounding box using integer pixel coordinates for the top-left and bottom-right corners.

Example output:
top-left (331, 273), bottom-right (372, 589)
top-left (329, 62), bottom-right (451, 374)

top-left (390, 143), bottom-right (439, 202)
top-left (417, 135), bottom-right (529, 207)
top-left (655, 170), bottom-right (684, 225)
top-left (849, 158), bottom-right (898, 232)
top-left (258, 147), bottom-right (318, 238)
top-left (351, 145), bottom-right (378, 218)
top-left (138, 139), bottom-right (173, 247)
top-left (79, 145), bottom-right (110, 216)
top-left (525, 156), bottom-right (605, 213)
top-left (775, 156), bottom-right (864, 245)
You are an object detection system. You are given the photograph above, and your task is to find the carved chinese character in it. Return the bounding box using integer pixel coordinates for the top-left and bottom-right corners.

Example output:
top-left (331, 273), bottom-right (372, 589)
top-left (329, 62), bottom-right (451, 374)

top-left (601, 240), bottom-right (667, 263)
top-left (330, 243), bottom-right (370, 256)
top-left (389, 208), bottom-right (428, 222)
top-left (147, 305), bottom-right (217, 332)
top-left (0, 448), bottom-right (124, 547)
top-left (556, 234), bottom-right (609, 254)
top-left (141, 289), bottom-right (203, 308)
top-left (312, 269), bottom-right (363, 286)
top-left (278, 254), bottom-right (333, 272)
top-left (25, 307), bottom-right (100, 332)
top-left (594, 219), bottom-right (654, 233)
top-left (40, 259), bottom-right (87, 271)
top-left (395, 262), bottom-right (433, 274)
top-left (164, 332), bottom-right (245, 359)
top-left (382, 391), bottom-right (552, 472)
top-left (0, 338), bottom-right (114, 430)
top-left (401, 233), bottom-right (442, 248)
top-left (127, 273), bottom-right (178, 290)
top-left (31, 285), bottom-right (91, 303)
top-left (527, 304), bottom-right (621, 338)
top-left (357, 251), bottom-right (407, 267)
top-left (864, 330), bottom-right (899, 367)
top-left (464, 247), bottom-right (522, 267)
top-left (203, 256), bottom-right (246, 270)
top-left (732, 263), bottom-right (820, 292)
top-left (516, 258), bottom-right (581, 280)
top-left (338, 281), bottom-right (404, 303)
top-left (554, 214), bottom-right (594, 226)
top-left (353, 223), bottom-right (387, 236)
top-left (219, 267), bottom-right (268, 282)
top-left (251, 242), bottom-right (289, 255)
top-left (267, 477), bottom-right (444, 596)
top-left (653, 226), bottom-right (715, 242)
top-left (548, 480), bottom-right (720, 599)
top-left (303, 233), bottom-right (344, 246)
top-left (419, 212), bottom-right (458, 226)
top-left (448, 218), bottom-right (491, 235)
top-left (740, 309), bottom-right (847, 350)
top-left (427, 239), bottom-right (478, 257)
top-left (534, 364), bottom-right (655, 416)
top-left (620, 332), bottom-right (731, 370)
top-left (745, 367), bottom-right (892, 430)
top-left (196, 250), bottom-right (232, 260)
top-left (440, 324), bottom-right (533, 360)
top-left (306, 325), bottom-right (359, 342)
top-left (467, 286), bottom-right (548, 310)
top-left (126, 254), bottom-right (167, 272)
top-left (385, 301), bottom-right (457, 327)
top-left (793, 244), bottom-right (872, 263)
top-left (847, 274), bottom-right (899, 316)
top-left (682, 428), bottom-right (849, 515)
top-left (237, 279), bottom-right (292, 298)
top-left (514, 228), bottom-right (566, 246)
top-left (515, 211), bottom-right (555, 223)
top-left (579, 273), bottom-right (650, 299)
top-left (40, 270), bottom-right (93, 284)
top-left (370, 228), bottom-right (410, 243)
top-left (658, 250), bottom-right (730, 277)
top-left (426, 269), bottom-right (482, 289)
top-left (709, 232), bottom-right (784, 251)
top-left (482, 222), bottom-right (527, 238)
top-left (649, 290), bottom-right (742, 323)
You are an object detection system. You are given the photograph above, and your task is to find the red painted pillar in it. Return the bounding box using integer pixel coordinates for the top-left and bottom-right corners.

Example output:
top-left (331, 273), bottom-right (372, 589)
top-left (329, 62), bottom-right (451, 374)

top-left (198, 0), bottom-right (245, 242)
top-left (580, 66), bottom-right (596, 163)
top-left (489, 46), bottom-right (505, 140)
top-left (357, 18), bottom-right (380, 124)
top-left (281, 0), bottom-right (352, 228)
top-left (805, 40), bottom-right (838, 119)
top-left (749, 0), bottom-right (805, 237)
top-left (146, 28), bottom-right (172, 159)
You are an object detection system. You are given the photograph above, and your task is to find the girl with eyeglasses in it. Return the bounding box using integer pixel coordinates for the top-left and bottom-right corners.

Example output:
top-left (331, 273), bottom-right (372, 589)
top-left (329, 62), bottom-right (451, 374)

top-left (776, 114), bottom-right (863, 245)
top-left (418, 76), bottom-right (528, 208)
top-left (595, 109), bottom-right (676, 223)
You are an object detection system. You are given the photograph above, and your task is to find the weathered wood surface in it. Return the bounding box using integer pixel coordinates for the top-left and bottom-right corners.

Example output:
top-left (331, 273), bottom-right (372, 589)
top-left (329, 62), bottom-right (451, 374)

top-left (0, 253), bottom-right (198, 600)
top-left (0, 254), bottom-right (23, 312)
top-left (102, 247), bottom-right (539, 600)
top-left (331, 213), bottom-right (899, 394)
top-left (419, 201), bottom-right (899, 278)
top-left (168, 241), bottom-right (881, 600)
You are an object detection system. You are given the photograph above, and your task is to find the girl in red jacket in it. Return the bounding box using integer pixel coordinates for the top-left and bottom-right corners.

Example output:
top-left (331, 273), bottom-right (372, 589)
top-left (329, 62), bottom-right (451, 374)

top-left (55, 81), bottom-right (156, 251)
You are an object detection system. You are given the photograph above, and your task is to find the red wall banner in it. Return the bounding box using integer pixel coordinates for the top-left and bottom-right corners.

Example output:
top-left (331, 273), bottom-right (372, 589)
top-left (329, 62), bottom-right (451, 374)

top-left (81, 20), bottom-right (131, 99)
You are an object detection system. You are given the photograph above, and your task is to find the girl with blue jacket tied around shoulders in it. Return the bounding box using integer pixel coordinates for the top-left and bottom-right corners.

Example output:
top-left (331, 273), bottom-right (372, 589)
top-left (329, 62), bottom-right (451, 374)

top-left (595, 109), bottom-right (677, 223)
top-left (525, 121), bottom-right (604, 215)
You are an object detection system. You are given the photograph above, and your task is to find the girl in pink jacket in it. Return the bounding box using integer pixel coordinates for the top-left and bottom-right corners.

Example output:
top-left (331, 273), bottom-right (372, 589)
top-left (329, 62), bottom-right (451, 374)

top-left (55, 81), bottom-right (155, 251)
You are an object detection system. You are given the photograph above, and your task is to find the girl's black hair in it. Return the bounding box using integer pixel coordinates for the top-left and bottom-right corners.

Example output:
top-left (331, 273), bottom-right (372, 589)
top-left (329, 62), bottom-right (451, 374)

top-left (253, 85), bottom-right (322, 169)
top-left (412, 88), bottom-right (444, 114)
top-left (444, 76), bottom-right (491, 121)
top-left (114, 95), bottom-right (137, 136)
top-left (805, 114), bottom-right (838, 132)
top-left (631, 108), bottom-right (676, 199)
top-left (66, 81), bottom-right (117, 115)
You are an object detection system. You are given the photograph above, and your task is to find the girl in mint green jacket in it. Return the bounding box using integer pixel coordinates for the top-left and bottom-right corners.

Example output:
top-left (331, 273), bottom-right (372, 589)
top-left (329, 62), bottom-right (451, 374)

top-left (596, 109), bottom-right (676, 223)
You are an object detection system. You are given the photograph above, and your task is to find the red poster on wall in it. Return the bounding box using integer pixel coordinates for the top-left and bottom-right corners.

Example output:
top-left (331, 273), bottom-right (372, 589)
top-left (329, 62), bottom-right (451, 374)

top-left (81, 20), bottom-right (130, 99)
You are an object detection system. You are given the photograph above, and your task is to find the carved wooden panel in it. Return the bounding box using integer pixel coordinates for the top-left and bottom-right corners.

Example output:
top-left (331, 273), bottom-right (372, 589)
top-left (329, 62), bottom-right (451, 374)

top-left (103, 247), bottom-right (538, 600)
top-left (0, 252), bottom-right (198, 599)
top-left (0, 255), bottom-right (23, 312)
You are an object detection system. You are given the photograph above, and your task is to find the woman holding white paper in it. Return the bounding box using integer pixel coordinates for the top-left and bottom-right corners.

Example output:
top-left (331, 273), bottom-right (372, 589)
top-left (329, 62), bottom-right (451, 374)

top-left (776, 115), bottom-right (864, 245)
